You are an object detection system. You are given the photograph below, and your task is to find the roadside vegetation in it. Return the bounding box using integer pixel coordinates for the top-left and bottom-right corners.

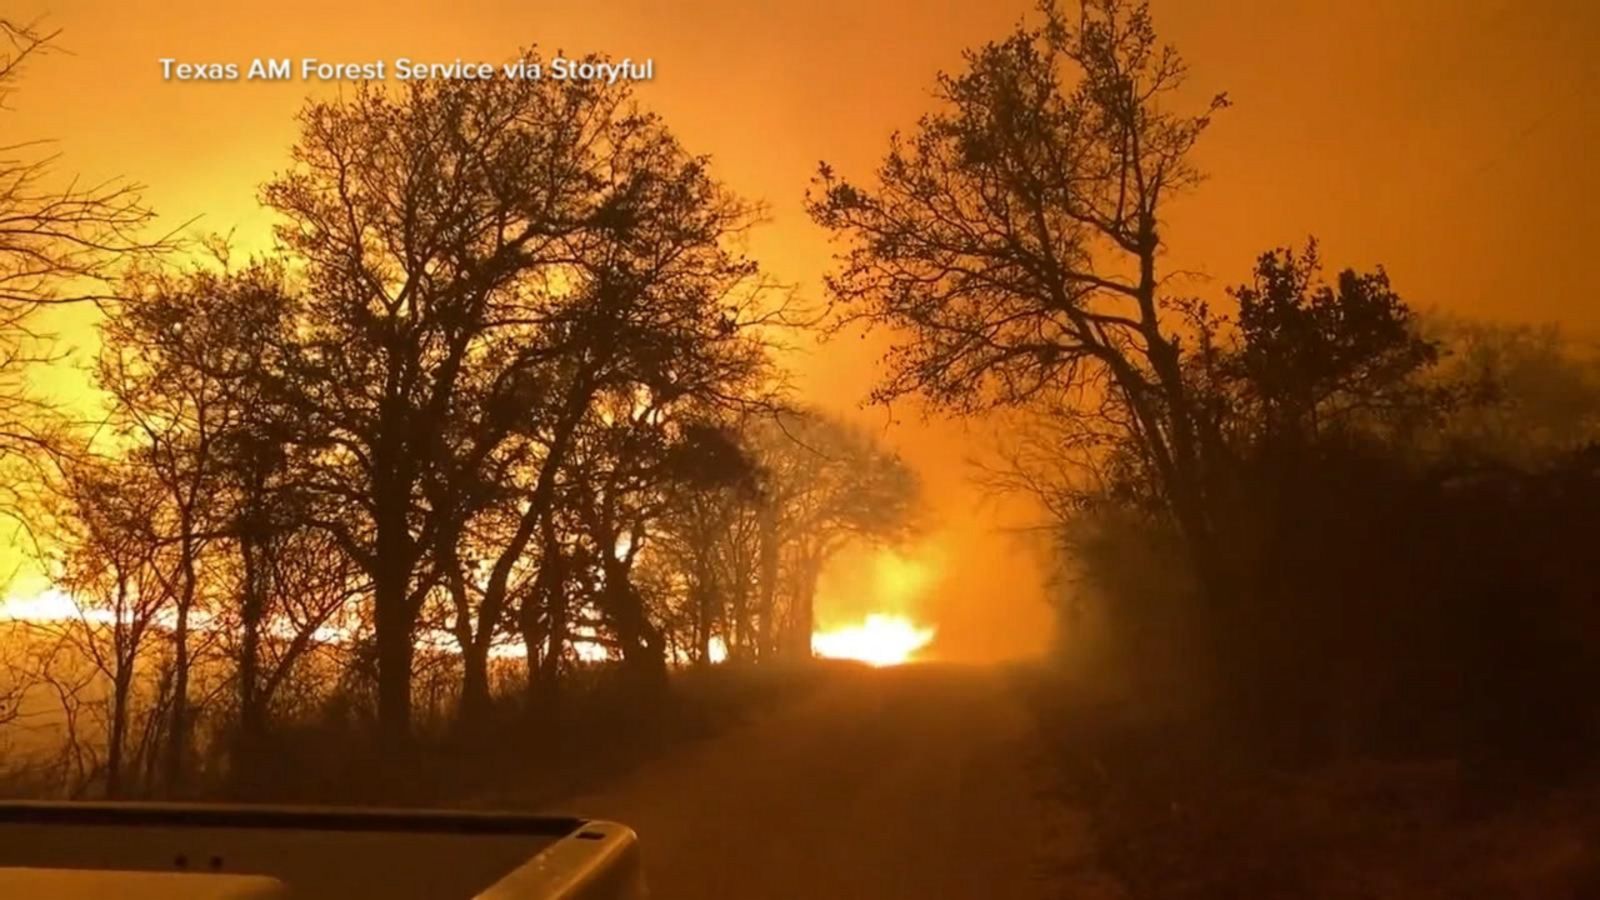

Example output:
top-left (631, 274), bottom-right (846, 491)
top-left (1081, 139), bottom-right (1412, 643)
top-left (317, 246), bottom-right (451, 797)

top-left (813, 2), bottom-right (1600, 894)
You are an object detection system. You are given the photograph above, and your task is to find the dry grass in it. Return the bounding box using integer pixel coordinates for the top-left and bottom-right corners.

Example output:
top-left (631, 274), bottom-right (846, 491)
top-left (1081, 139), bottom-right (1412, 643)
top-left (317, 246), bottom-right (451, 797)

top-left (0, 660), bottom-right (830, 808)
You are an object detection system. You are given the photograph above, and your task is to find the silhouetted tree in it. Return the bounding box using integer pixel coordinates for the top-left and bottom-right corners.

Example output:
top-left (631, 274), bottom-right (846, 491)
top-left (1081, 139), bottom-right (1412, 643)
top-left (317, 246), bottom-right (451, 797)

top-left (809, 0), bottom-right (1232, 608)
top-left (262, 58), bottom-right (772, 742)
top-left (97, 261), bottom-right (299, 791)
top-left (651, 422), bottom-right (763, 665)
top-left (97, 259), bottom-right (352, 782)
top-left (564, 411), bottom-right (755, 682)
top-left (40, 457), bottom-right (173, 798)
top-left (260, 69), bottom-right (612, 744)
top-left (428, 87), bottom-right (771, 718)
top-left (755, 413), bottom-right (920, 655)
top-left (1213, 243), bottom-right (1442, 453)
top-left (658, 411), bottom-right (919, 659)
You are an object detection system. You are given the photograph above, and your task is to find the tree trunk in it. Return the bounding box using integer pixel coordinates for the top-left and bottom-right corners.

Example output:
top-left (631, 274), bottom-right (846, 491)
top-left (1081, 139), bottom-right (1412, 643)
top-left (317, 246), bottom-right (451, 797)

top-left (526, 510), bottom-right (565, 711)
top-left (537, 594), bottom-right (565, 711)
top-left (729, 560), bottom-right (751, 662)
top-left (483, 393), bottom-right (589, 716)
top-left (757, 504), bottom-right (778, 661)
top-left (371, 438), bottom-right (419, 751)
top-left (235, 530), bottom-right (266, 778)
top-left (441, 534), bottom-right (491, 728)
top-left (164, 525), bottom-right (196, 795)
top-left (461, 646), bottom-right (491, 725)
top-left (1133, 230), bottom-right (1233, 616)
top-left (786, 553), bottom-right (821, 658)
top-left (694, 585), bottom-right (714, 667)
top-left (373, 560), bottom-right (414, 752)
top-left (106, 670), bottom-right (131, 799)
top-left (604, 559), bottom-right (667, 687)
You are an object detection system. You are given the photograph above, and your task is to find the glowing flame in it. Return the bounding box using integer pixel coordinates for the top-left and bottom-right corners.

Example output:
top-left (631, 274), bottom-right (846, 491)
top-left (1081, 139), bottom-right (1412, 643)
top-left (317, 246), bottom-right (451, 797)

top-left (0, 589), bottom-right (114, 625)
top-left (707, 636), bottom-right (729, 664)
top-left (812, 614), bottom-right (935, 667)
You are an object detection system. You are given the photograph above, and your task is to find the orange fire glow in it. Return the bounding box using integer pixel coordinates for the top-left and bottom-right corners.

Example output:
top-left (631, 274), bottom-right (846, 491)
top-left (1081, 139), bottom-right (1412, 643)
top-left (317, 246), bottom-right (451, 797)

top-left (811, 614), bottom-right (935, 667)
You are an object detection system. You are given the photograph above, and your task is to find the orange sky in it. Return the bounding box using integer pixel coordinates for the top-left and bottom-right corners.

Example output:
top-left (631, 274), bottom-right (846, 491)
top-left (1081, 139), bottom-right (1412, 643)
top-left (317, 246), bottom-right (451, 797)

top-left (6, 0), bottom-right (1599, 661)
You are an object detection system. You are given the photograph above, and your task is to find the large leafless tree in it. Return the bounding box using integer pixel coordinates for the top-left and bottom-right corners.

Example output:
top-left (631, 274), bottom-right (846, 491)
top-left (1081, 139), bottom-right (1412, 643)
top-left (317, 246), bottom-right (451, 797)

top-left (809, 0), bottom-right (1231, 601)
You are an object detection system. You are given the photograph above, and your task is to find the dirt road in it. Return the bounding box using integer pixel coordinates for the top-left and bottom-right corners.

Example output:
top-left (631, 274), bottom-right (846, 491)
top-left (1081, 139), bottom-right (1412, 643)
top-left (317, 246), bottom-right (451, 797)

top-left (552, 664), bottom-right (1115, 899)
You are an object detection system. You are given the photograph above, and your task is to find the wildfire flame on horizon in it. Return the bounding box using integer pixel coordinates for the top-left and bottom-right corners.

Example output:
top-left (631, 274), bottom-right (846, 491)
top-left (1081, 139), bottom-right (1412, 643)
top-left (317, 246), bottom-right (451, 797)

top-left (811, 614), bottom-right (936, 667)
top-left (0, 588), bottom-right (610, 662)
top-left (2, 590), bottom-right (931, 668)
